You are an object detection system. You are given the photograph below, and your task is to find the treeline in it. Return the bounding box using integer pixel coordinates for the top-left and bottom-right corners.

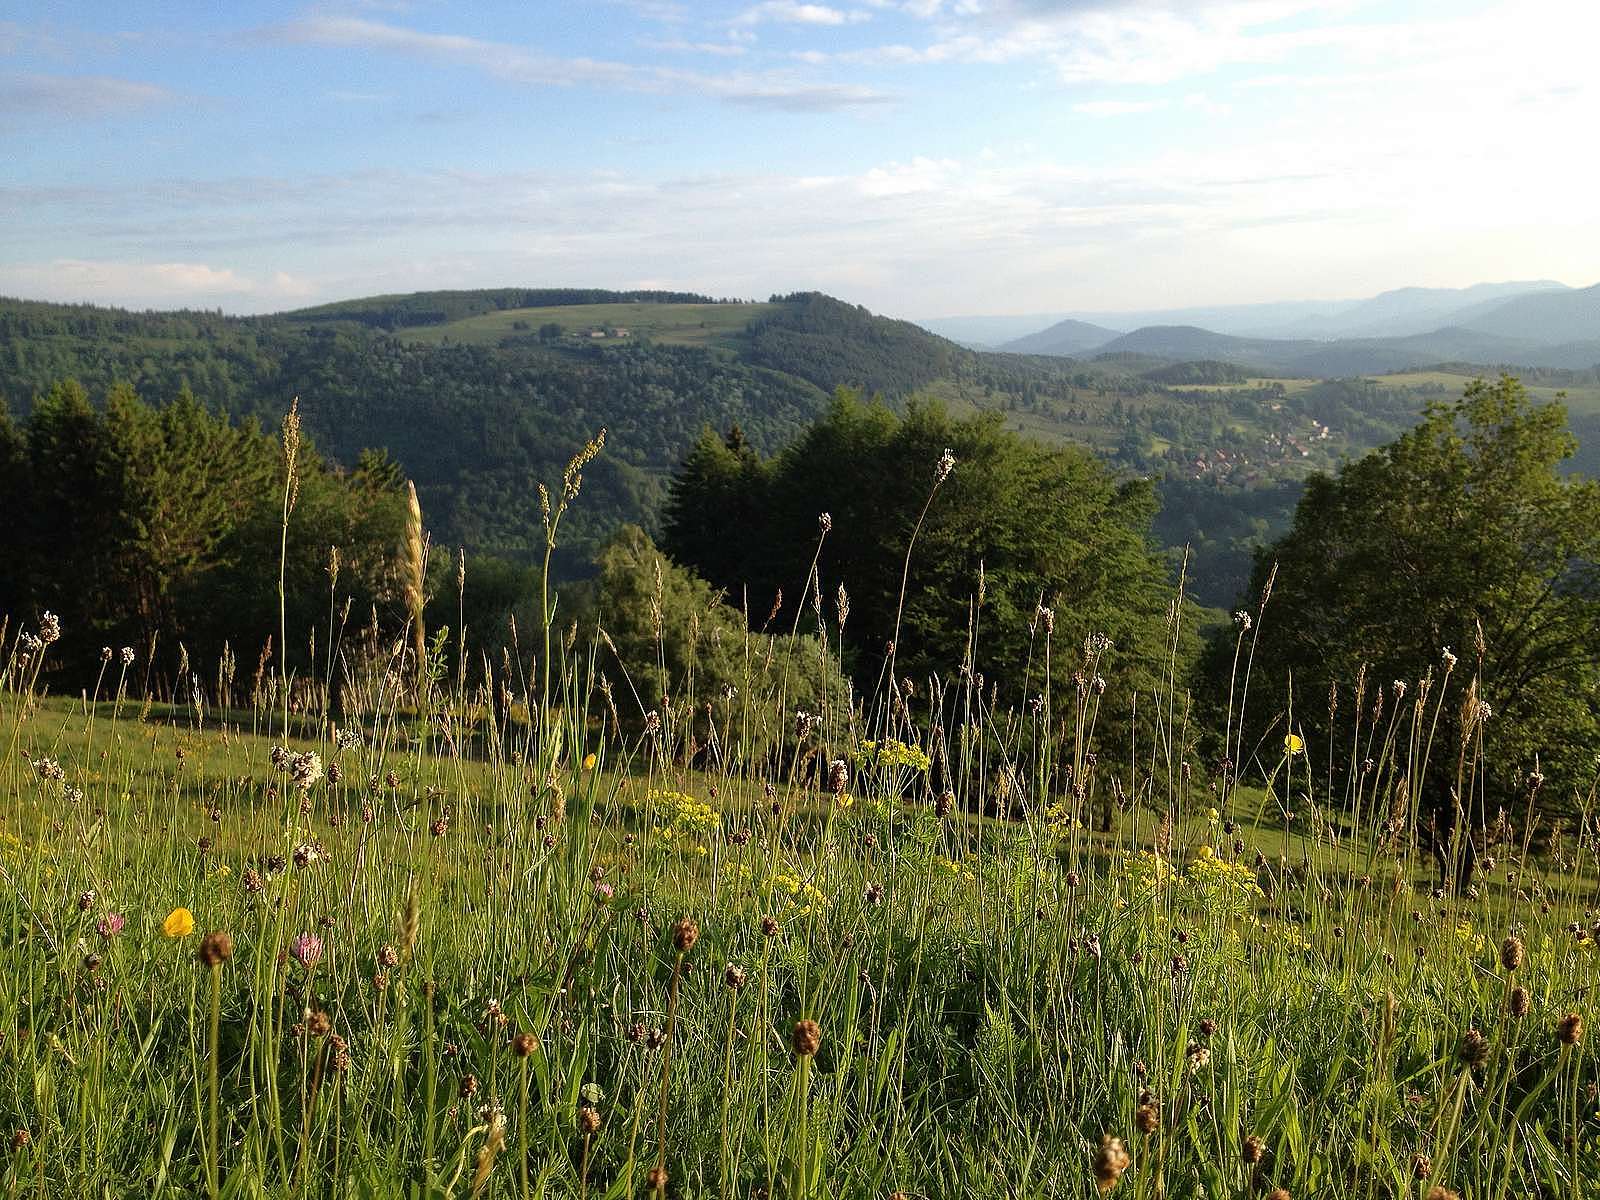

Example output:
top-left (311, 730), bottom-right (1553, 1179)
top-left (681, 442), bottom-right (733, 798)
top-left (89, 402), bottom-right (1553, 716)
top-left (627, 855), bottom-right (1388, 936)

top-left (284, 288), bottom-right (727, 330)
top-left (0, 381), bottom-right (407, 682)
top-left (0, 305), bottom-right (833, 575)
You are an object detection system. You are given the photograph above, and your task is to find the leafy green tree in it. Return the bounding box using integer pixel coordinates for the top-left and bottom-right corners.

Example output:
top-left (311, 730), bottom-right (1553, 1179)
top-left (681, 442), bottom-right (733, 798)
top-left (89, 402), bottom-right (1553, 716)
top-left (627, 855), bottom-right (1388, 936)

top-left (592, 524), bottom-right (849, 768)
top-left (664, 392), bottom-right (1187, 749)
top-left (1209, 375), bottom-right (1600, 834)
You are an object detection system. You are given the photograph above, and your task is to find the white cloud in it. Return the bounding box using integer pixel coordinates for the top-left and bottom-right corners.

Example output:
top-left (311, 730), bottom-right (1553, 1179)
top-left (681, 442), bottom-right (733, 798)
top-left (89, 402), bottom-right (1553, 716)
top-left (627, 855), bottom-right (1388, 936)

top-left (1072, 98), bottom-right (1166, 116)
top-left (733, 2), bottom-right (871, 26)
top-left (0, 259), bottom-right (316, 307)
top-left (257, 15), bottom-right (892, 110)
top-left (0, 72), bottom-right (173, 119)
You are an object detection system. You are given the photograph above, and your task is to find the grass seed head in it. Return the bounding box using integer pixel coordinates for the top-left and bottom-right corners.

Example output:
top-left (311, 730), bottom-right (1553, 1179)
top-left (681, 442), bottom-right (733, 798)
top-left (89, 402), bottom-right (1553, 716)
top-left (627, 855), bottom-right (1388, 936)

top-left (1500, 935), bottom-right (1525, 971)
top-left (1557, 1012), bottom-right (1584, 1046)
top-left (1093, 1135), bottom-right (1130, 1193)
top-left (672, 917), bottom-right (699, 953)
top-left (792, 1019), bottom-right (822, 1058)
top-left (197, 930), bottom-right (233, 967)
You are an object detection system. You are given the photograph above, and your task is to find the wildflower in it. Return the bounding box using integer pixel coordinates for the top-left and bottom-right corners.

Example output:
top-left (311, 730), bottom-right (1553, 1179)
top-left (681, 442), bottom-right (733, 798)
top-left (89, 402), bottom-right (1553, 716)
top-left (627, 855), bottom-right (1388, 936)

top-left (1283, 733), bottom-right (1304, 755)
top-left (672, 918), bottom-right (699, 953)
top-left (828, 758), bottom-right (848, 795)
top-left (1458, 1029), bottom-right (1489, 1070)
top-left (1500, 935), bottom-right (1525, 971)
top-left (646, 1166), bottom-right (668, 1193)
top-left (1557, 1013), bottom-right (1584, 1046)
top-left (290, 751), bottom-right (323, 790)
top-left (97, 912), bottom-right (125, 938)
top-left (290, 932), bottom-right (324, 967)
top-left (1233, 610), bottom-right (1252, 630)
top-left (1135, 1104), bottom-right (1159, 1134)
top-left (792, 1019), bottom-right (822, 1057)
top-left (935, 447), bottom-right (955, 483)
top-left (38, 612), bottom-right (60, 645)
top-left (292, 841), bottom-right (322, 869)
top-left (162, 908), bottom-right (195, 938)
top-left (1243, 1134), bottom-right (1265, 1165)
top-left (78, 890), bottom-right (96, 912)
top-left (512, 1032), bottom-right (537, 1057)
top-left (724, 964), bottom-right (747, 991)
top-left (197, 930), bottom-right (233, 966)
top-left (579, 1106), bottom-right (601, 1134)
top-left (1441, 646), bottom-right (1457, 669)
top-left (1425, 1189), bottom-right (1461, 1200)
top-left (120, 646), bottom-right (135, 666)
top-left (1509, 987), bottom-right (1530, 1018)
top-left (1092, 1135), bottom-right (1130, 1193)
top-left (582, 752), bottom-right (597, 770)
top-left (33, 758), bottom-right (64, 782)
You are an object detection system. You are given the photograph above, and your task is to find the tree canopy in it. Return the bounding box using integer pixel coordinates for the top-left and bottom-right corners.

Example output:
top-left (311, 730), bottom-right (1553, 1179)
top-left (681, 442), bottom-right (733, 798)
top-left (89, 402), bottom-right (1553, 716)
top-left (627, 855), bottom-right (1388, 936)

top-left (663, 391), bottom-right (1189, 743)
top-left (1210, 374), bottom-right (1600, 814)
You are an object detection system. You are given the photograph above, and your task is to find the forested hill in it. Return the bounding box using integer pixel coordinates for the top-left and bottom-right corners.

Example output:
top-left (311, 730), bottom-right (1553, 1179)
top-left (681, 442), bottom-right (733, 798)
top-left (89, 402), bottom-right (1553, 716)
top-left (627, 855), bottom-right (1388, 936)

top-left (0, 290), bottom-right (981, 575)
top-left (7, 287), bottom-right (1585, 604)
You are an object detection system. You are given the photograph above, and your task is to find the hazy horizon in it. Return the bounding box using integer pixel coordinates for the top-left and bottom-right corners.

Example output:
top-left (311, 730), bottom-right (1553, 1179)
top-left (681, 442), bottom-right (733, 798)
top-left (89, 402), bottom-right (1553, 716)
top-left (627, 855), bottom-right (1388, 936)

top-left (4, 1), bottom-right (1597, 321)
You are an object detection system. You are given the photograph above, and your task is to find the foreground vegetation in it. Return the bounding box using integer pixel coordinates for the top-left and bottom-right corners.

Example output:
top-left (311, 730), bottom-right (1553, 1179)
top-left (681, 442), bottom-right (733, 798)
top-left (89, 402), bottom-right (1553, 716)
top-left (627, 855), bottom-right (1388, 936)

top-left (2, 411), bottom-right (1599, 1199)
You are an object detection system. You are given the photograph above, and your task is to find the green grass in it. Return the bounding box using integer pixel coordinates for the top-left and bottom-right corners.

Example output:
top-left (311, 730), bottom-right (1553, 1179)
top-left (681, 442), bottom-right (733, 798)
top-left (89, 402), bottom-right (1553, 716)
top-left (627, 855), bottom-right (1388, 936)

top-left (1, 431), bottom-right (1597, 1197)
top-left (1373, 370), bottom-right (1600, 415)
top-left (2, 617), bottom-right (1596, 1199)
top-left (396, 302), bottom-right (780, 350)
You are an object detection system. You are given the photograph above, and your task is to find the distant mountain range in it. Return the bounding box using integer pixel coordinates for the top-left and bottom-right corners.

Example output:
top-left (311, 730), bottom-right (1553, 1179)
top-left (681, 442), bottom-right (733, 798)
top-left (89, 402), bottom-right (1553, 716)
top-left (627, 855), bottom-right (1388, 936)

top-left (976, 281), bottom-right (1600, 374)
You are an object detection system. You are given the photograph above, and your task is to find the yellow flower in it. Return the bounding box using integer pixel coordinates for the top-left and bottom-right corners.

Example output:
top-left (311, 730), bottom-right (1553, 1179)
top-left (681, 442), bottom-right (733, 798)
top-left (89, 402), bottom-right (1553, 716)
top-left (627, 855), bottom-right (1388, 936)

top-left (1284, 733), bottom-right (1304, 755)
top-left (582, 752), bottom-right (597, 771)
top-left (1206, 807), bottom-right (1220, 823)
top-left (163, 907), bottom-right (195, 938)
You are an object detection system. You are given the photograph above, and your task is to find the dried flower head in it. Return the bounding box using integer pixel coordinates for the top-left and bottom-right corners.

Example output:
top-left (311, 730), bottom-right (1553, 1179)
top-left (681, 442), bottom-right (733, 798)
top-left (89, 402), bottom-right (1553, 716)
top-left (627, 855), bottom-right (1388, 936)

top-left (672, 917), bottom-right (699, 953)
top-left (1500, 935), bottom-right (1524, 971)
top-left (792, 1018), bottom-right (822, 1057)
top-left (1458, 1029), bottom-right (1489, 1070)
top-left (1557, 1012), bottom-right (1584, 1046)
top-left (197, 930), bottom-right (233, 967)
top-left (1093, 1135), bottom-right (1130, 1193)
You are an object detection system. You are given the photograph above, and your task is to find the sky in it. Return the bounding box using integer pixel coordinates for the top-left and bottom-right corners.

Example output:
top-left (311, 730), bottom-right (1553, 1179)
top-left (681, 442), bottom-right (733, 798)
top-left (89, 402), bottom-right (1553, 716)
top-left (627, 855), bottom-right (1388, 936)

top-left (2, 0), bottom-right (1597, 319)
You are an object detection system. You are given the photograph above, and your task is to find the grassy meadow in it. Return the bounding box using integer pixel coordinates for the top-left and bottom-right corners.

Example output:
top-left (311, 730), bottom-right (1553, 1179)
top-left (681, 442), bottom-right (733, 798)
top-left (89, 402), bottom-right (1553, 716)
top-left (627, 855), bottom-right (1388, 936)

top-left (0, 440), bottom-right (1597, 1200)
top-left (395, 303), bottom-right (779, 350)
